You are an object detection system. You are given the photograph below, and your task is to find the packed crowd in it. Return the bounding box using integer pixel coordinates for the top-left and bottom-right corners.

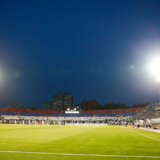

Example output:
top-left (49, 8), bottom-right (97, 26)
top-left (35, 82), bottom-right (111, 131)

top-left (135, 105), bottom-right (160, 120)
top-left (0, 107), bottom-right (62, 116)
top-left (0, 105), bottom-right (159, 125)
top-left (0, 106), bottom-right (145, 117)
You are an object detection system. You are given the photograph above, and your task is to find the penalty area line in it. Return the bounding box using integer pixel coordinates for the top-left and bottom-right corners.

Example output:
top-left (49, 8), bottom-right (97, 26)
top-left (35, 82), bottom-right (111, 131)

top-left (0, 150), bottom-right (160, 159)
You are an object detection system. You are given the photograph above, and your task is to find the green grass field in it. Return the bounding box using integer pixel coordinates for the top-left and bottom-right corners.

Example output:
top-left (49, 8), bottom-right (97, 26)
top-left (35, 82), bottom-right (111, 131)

top-left (0, 125), bottom-right (160, 160)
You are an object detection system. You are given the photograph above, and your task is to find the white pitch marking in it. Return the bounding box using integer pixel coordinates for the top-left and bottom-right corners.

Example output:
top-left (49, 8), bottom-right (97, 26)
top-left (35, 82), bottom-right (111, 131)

top-left (131, 129), bottom-right (160, 142)
top-left (0, 150), bottom-right (160, 159)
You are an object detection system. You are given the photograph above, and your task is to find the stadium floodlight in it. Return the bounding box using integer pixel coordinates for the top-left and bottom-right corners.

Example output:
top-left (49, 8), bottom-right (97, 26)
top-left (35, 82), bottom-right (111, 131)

top-left (148, 57), bottom-right (160, 82)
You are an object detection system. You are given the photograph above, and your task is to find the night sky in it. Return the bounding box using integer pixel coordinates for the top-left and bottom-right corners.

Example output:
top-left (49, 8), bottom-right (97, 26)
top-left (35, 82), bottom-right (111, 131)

top-left (1, 0), bottom-right (160, 107)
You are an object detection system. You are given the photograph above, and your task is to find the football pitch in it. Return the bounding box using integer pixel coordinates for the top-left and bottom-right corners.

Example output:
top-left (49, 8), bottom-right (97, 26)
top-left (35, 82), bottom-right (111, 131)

top-left (0, 125), bottom-right (160, 160)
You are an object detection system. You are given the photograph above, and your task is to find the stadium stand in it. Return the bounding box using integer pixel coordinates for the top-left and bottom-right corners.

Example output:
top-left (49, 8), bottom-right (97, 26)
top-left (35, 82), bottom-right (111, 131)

top-left (134, 105), bottom-right (160, 120)
top-left (0, 106), bottom-right (147, 125)
top-left (0, 107), bottom-right (144, 117)
top-left (82, 107), bottom-right (144, 117)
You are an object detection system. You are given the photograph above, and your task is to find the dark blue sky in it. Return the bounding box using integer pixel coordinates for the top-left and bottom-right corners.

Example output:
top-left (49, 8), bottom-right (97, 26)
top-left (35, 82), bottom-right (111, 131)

top-left (1, 0), bottom-right (160, 107)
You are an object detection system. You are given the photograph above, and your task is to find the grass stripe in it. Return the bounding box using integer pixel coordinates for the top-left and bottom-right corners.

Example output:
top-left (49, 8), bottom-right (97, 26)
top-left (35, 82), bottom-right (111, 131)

top-left (0, 150), bottom-right (160, 159)
top-left (131, 129), bottom-right (160, 142)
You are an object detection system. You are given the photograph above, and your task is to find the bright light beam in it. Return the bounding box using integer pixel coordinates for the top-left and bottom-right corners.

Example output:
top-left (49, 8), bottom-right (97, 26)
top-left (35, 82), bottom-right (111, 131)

top-left (148, 57), bottom-right (160, 82)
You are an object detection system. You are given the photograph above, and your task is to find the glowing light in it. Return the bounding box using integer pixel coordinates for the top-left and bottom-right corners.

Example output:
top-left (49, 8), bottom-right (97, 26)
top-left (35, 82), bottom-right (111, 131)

top-left (148, 57), bottom-right (160, 82)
